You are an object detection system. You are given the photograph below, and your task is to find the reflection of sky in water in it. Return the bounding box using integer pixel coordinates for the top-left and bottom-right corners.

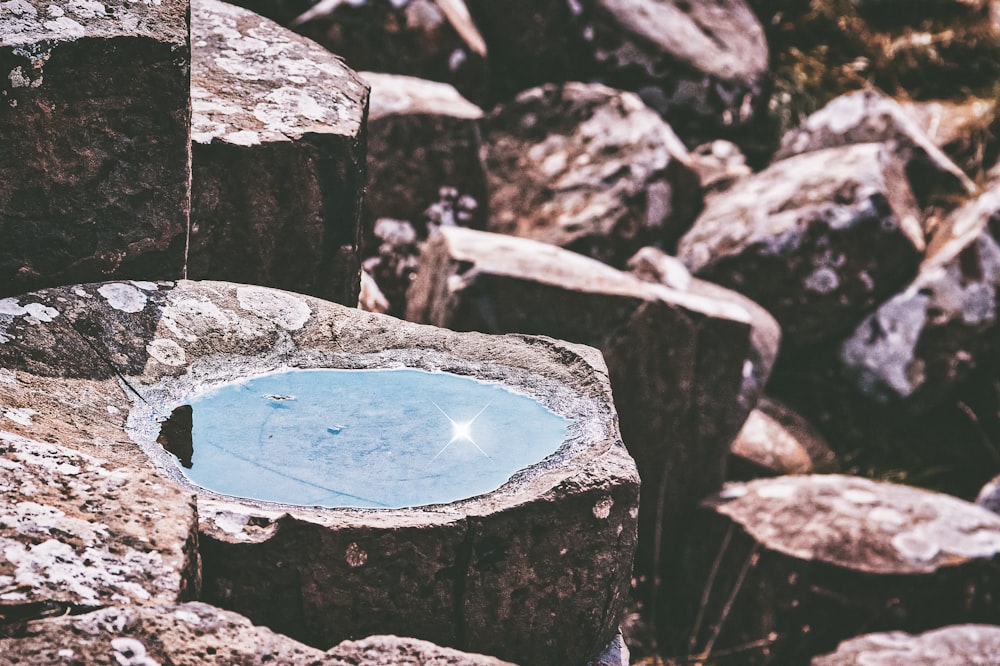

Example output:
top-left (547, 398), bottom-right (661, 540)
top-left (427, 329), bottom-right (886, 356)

top-left (180, 369), bottom-right (571, 508)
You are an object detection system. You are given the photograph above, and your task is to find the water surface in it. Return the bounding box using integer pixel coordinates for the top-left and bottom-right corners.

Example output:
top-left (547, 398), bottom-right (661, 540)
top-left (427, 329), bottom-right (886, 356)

top-left (169, 368), bottom-right (570, 508)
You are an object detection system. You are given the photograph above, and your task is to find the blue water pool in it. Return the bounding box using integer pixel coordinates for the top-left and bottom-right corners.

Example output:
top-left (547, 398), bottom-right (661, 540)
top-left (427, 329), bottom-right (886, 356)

top-left (164, 368), bottom-right (571, 508)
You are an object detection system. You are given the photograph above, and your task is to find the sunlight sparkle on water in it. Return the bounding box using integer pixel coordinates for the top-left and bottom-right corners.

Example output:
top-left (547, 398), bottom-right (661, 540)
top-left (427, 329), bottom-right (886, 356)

top-left (431, 400), bottom-right (492, 461)
top-left (169, 369), bottom-right (570, 509)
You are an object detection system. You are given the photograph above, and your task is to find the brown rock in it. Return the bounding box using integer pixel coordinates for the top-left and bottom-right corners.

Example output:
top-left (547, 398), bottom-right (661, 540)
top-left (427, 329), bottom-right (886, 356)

top-left (361, 217), bottom-right (424, 317)
top-left (689, 140), bottom-right (753, 193)
top-left (900, 96), bottom-right (1000, 180)
top-left (289, 0), bottom-right (488, 105)
top-left (0, 0), bottom-right (190, 296)
top-left (0, 602), bottom-right (331, 665)
top-left (465, 0), bottom-right (594, 102)
top-left (362, 71), bottom-right (486, 255)
top-left (1, 279), bottom-right (638, 666)
top-left (467, 0), bottom-right (770, 147)
top-left (482, 82), bottom-right (702, 265)
top-left (678, 143), bottom-right (925, 349)
top-left (358, 269), bottom-right (390, 314)
top-left (976, 473), bottom-right (1000, 513)
top-left (627, 246), bottom-right (782, 423)
top-left (327, 635), bottom-right (517, 665)
top-left (0, 282), bottom-right (186, 467)
top-left (840, 184), bottom-right (1000, 409)
top-left (775, 89), bottom-right (976, 208)
top-left (677, 475), bottom-right (1000, 663)
top-left (220, 0), bottom-right (314, 25)
top-left (728, 397), bottom-right (837, 479)
top-left (406, 227), bottom-right (763, 620)
top-left (812, 624), bottom-right (1000, 665)
top-left (582, 0), bottom-right (771, 145)
top-left (187, 0), bottom-right (368, 306)
top-left (0, 433), bottom-right (198, 612)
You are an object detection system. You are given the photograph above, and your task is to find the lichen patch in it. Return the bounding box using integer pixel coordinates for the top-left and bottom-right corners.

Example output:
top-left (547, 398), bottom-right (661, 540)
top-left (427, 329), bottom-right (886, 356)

top-left (98, 283), bottom-right (148, 313)
top-left (236, 286), bottom-right (311, 331)
top-left (714, 475), bottom-right (1000, 574)
top-left (146, 339), bottom-right (187, 367)
top-left (1, 407), bottom-right (37, 426)
top-left (1, 432), bottom-right (195, 606)
top-left (190, 0), bottom-right (367, 145)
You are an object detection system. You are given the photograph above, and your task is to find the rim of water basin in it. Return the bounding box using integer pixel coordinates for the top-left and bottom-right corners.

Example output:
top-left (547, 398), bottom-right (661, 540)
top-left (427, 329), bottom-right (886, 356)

top-left (124, 345), bottom-right (621, 523)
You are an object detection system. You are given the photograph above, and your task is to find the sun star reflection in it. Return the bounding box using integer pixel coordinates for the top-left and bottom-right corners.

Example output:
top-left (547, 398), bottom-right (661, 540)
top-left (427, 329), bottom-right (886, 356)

top-left (430, 400), bottom-right (493, 461)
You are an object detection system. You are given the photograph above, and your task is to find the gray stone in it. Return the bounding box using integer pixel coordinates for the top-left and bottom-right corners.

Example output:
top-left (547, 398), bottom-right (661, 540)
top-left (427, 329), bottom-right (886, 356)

top-left (0, 279), bottom-right (638, 666)
top-left (775, 89), bottom-right (976, 208)
top-left (678, 475), bottom-right (1000, 662)
top-left (588, 629), bottom-right (630, 666)
top-left (0, 433), bottom-right (198, 611)
top-left (221, 0), bottom-right (314, 25)
top-left (0, 281), bottom-right (182, 467)
top-left (677, 143), bottom-right (925, 349)
top-left (626, 246), bottom-right (694, 291)
top-left (0, 602), bottom-right (331, 665)
top-left (361, 71), bottom-right (487, 317)
top-left (363, 72), bottom-right (486, 240)
top-left (729, 397), bottom-right (837, 479)
top-left (0, 0), bottom-right (190, 296)
top-left (187, 0), bottom-right (368, 306)
top-left (689, 140), bottom-right (752, 193)
top-left (482, 82), bottom-right (702, 265)
top-left (357, 269), bottom-right (390, 314)
top-left (466, 0), bottom-right (770, 147)
top-left (289, 0), bottom-right (488, 105)
top-left (812, 624), bottom-right (1000, 666)
top-left (464, 0), bottom-right (593, 102)
top-left (627, 245), bottom-right (782, 424)
top-left (899, 96), bottom-right (999, 180)
top-left (327, 635), bottom-right (517, 665)
top-left (583, 0), bottom-right (771, 144)
top-left (406, 226), bottom-right (761, 619)
top-left (840, 184), bottom-right (1000, 409)
top-left (976, 473), bottom-right (1000, 513)
top-left (361, 217), bottom-right (424, 317)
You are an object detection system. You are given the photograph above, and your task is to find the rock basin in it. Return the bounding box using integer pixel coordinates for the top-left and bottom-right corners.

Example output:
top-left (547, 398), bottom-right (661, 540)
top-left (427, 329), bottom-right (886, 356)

top-left (0, 279), bottom-right (639, 665)
top-left (151, 367), bottom-right (570, 509)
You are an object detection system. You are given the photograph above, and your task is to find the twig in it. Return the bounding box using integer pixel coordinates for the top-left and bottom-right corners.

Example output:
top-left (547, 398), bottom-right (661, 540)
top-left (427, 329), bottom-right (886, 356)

top-left (687, 523), bottom-right (734, 654)
top-left (682, 636), bottom-right (776, 663)
top-left (956, 400), bottom-right (1000, 466)
top-left (696, 543), bottom-right (761, 662)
